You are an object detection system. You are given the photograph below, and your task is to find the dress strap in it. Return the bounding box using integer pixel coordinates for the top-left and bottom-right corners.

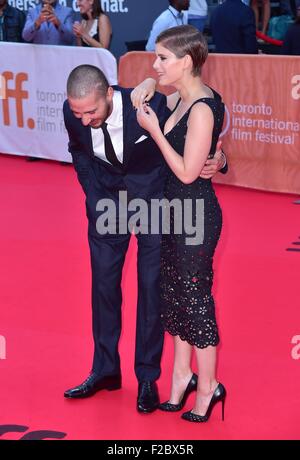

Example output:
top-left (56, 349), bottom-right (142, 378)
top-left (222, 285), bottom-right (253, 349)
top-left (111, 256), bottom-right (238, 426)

top-left (189, 88), bottom-right (220, 110)
top-left (172, 97), bottom-right (181, 113)
top-left (190, 97), bottom-right (212, 108)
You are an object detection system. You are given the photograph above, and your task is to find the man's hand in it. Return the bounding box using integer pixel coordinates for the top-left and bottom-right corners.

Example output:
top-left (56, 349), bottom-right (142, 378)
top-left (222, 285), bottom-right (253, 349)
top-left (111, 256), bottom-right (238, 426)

top-left (35, 6), bottom-right (51, 28)
top-left (47, 10), bottom-right (61, 28)
top-left (199, 141), bottom-right (226, 179)
top-left (131, 78), bottom-right (157, 108)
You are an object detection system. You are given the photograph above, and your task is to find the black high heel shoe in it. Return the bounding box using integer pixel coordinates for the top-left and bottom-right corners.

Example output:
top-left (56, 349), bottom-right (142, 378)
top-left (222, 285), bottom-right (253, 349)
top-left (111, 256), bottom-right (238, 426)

top-left (181, 382), bottom-right (226, 422)
top-left (159, 373), bottom-right (198, 412)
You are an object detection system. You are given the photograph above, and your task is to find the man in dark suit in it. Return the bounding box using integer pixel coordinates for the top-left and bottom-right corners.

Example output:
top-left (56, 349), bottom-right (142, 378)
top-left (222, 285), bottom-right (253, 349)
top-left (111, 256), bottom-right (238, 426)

top-left (63, 65), bottom-right (226, 413)
top-left (0, 0), bottom-right (25, 42)
top-left (211, 0), bottom-right (258, 54)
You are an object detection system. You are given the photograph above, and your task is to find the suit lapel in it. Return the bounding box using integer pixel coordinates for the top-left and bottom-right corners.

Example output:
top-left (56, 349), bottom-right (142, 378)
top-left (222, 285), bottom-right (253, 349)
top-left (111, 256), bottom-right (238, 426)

top-left (120, 89), bottom-right (147, 170)
top-left (84, 125), bottom-right (94, 158)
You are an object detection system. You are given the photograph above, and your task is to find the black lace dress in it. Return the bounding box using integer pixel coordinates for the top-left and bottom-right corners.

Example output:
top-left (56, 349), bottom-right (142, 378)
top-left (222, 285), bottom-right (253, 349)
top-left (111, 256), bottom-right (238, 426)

top-left (160, 89), bottom-right (224, 349)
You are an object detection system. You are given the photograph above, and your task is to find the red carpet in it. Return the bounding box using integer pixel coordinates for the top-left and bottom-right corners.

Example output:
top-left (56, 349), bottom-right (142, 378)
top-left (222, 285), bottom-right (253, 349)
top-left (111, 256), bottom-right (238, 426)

top-left (0, 154), bottom-right (299, 440)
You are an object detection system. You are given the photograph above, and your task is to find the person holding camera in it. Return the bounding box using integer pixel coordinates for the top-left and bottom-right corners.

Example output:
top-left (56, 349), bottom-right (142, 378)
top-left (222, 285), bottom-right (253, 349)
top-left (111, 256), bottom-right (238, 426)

top-left (22, 0), bottom-right (74, 45)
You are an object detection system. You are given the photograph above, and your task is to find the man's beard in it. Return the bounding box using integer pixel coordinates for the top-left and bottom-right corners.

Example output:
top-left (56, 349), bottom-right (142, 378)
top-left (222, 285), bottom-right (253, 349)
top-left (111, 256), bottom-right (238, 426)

top-left (90, 104), bottom-right (111, 129)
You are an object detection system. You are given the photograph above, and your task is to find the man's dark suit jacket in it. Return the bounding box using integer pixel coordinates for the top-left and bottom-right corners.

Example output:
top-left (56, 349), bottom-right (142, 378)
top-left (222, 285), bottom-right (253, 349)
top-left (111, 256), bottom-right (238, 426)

top-left (63, 87), bottom-right (169, 203)
top-left (211, 0), bottom-right (258, 54)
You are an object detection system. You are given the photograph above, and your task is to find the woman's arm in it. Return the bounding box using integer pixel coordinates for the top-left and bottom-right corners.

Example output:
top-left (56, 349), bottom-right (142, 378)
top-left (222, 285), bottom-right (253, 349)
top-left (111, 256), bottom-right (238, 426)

top-left (98, 14), bottom-right (112, 49)
top-left (74, 15), bottom-right (112, 49)
top-left (81, 34), bottom-right (102, 47)
top-left (131, 78), bottom-right (158, 107)
top-left (131, 78), bottom-right (179, 109)
top-left (137, 102), bottom-right (214, 184)
top-left (75, 36), bottom-right (82, 46)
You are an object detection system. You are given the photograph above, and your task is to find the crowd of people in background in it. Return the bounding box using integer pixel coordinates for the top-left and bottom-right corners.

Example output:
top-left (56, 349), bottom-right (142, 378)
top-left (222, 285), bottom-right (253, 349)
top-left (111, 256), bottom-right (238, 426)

top-left (0, 0), bottom-right (111, 48)
top-left (0, 0), bottom-right (300, 55)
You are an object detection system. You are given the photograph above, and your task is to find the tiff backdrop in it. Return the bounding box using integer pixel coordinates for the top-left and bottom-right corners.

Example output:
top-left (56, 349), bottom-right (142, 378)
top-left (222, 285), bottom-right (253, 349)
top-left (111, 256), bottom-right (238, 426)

top-left (8, 0), bottom-right (169, 58)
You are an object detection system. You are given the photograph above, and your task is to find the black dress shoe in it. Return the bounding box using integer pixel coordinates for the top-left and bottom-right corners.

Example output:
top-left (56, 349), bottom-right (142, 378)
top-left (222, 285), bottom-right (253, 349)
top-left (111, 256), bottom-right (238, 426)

top-left (159, 373), bottom-right (198, 412)
top-left (137, 381), bottom-right (159, 413)
top-left (64, 373), bottom-right (121, 398)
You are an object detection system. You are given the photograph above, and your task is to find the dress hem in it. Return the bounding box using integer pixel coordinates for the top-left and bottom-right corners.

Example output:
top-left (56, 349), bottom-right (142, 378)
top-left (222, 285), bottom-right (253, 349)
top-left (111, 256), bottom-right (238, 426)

top-left (163, 328), bottom-right (220, 349)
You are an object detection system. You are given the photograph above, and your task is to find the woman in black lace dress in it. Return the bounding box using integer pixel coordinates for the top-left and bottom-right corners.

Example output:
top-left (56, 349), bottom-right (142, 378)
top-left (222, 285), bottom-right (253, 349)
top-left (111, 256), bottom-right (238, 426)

top-left (136, 25), bottom-right (226, 422)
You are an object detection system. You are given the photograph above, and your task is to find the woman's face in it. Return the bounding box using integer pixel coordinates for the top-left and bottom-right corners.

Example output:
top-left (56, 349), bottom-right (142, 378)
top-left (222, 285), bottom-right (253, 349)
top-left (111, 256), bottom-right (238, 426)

top-left (76, 0), bottom-right (93, 15)
top-left (153, 43), bottom-right (185, 86)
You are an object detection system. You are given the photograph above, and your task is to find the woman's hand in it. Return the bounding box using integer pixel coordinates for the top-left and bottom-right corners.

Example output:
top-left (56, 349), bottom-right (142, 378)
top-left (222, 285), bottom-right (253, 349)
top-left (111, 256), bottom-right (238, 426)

top-left (131, 78), bottom-right (157, 109)
top-left (136, 103), bottom-right (160, 136)
top-left (73, 22), bottom-right (85, 38)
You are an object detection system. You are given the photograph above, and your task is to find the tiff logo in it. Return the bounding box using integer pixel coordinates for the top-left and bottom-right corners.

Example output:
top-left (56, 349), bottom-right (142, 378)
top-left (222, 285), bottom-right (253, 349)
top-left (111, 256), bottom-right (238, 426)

top-left (0, 335), bottom-right (6, 360)
top-left (0, 71), bottom-right (35, 129)
top-left (0, 74), bottom-right (6, 100)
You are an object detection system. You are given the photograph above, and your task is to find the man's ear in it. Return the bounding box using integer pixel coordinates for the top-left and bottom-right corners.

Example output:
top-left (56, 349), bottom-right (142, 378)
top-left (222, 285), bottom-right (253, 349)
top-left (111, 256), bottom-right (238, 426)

top-left (107, 86), bottom-right (114, 102)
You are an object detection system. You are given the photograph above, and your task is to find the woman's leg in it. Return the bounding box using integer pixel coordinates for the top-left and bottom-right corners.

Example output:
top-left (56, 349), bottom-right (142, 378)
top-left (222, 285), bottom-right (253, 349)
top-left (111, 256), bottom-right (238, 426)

top-left (251, 0), bottom-right (259, 29)
top-left (168, 335), bottom-right (193, 404)
top-left (193, 345), bottom-right (218, 415)
top-left (262, 0), bottom-right (271, 34)
top-left (251, 0), bottom-right (271, 33)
